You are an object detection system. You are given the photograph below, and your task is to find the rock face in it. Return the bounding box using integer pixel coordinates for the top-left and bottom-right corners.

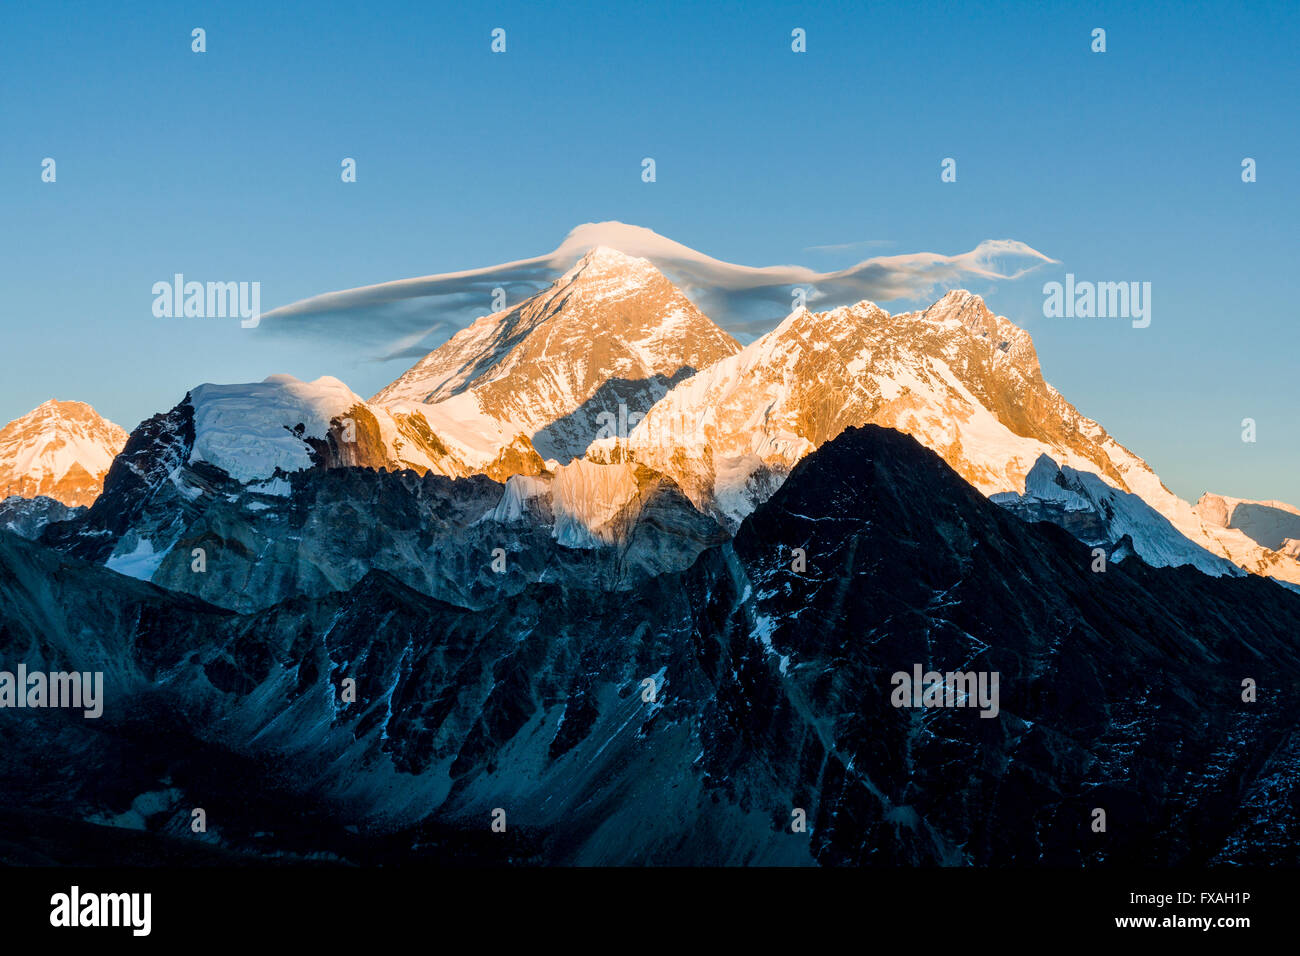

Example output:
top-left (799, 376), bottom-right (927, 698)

top-left (0, 399), bottom-right (128, 506)
top-left (6, 426), bottom-right (1299, 865)
top-left (372, 246), bottom-right (741, 463)
top-left (42, 397), bottom-right (197, 561)
top-left (719, 426), bottom-right (1300, 865)
top-left (0, 495), bottom-right (84, 539)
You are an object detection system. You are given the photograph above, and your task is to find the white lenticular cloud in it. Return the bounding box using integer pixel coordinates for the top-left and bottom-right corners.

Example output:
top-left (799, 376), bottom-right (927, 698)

top-left (259, 221), bottom-right (1058, 356)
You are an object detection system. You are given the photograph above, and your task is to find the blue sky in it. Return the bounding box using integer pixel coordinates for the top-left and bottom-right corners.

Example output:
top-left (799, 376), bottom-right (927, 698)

top-left (3, 0), bottom-right (1297, 502)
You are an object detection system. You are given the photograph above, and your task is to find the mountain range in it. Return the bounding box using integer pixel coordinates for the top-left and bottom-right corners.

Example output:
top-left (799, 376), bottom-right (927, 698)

top-left (8, 243), bottom-right (1296, 589)
top-left (4, 425), bottom-right (1298, 865)
top-left (2, 229), bottom-right (1298, 865)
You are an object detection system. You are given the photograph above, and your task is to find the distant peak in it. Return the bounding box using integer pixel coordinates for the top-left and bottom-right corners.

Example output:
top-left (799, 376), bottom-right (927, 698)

top-left (585, 244), bottom-right (633, 260)
top-left (575, 245), bottom-right (656, 272)
top-left (931, 289), bottom-right (985, 310)
top-left (0, 398), bottom-right (129, 507)
top-left (921, 289), bottom-right (1004, 334)
top-left (554, 245), bottom-right (663, 290)
top-left (21, 399), bottom-right (108, 423)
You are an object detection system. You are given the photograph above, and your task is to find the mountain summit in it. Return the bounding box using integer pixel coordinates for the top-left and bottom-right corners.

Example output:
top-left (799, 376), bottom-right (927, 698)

top-left (608, 290), bottom-right (1120, 517)
top-left (372, 246), bottom-right (740, 462)
top-left (0, 399), bottom-right (128, 506)
top-left (598, 290), bottom-right (1300, 585)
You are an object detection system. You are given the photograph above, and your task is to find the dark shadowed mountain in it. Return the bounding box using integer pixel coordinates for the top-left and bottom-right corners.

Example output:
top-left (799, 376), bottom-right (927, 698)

top-left (39, 393), bottom-right (723, 613)
top-left (2, 426), bottom-right (1298, 865)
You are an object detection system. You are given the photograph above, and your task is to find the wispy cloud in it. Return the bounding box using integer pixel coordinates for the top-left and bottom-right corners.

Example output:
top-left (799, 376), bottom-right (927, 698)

top-left (364, 319), bottom-right (463, 363)
top-left (803, 239), bottom-right (896, 254)
top-left (258, 221), bottom-right (1058, 357)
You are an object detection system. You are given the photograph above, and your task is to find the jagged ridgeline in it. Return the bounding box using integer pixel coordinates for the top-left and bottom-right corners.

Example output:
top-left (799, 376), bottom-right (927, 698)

top-left (16, 247), bottom-right (1300, 603)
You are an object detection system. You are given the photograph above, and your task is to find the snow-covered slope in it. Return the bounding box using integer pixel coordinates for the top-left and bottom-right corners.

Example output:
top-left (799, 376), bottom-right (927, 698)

top-left (189, 375), bottom-right (366, 482)
top-left (0, 400), bottom-right (128, 506)
top-left (991, 456), bottom-right (1242, 576)
top-left (601, 290), bottom-right (1300, 585)
top-left (1195, 494), bottom-right (1300, 552)
top-left (1109, 482), bottom-right (1300, 586)
top-left (607, 291), bottom-right (1141, 517)
top-left (372, 246), bottom-right (740, 463)
top-left (186, 374), bottom-right (493, 483)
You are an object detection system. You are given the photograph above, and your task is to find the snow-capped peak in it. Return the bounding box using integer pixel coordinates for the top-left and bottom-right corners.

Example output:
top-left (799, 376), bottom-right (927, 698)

top-left (565, 244), bottom-right (659, 280)
top-left (0, 399), bottom-right (129, 506)
top-left (606, 290), bottom-right (1300, 586)
top-left (188, 375), bottom-right (366, 482)
top-left (160, 373), bottom-right (482, 485)
top-left (372, 245), bottom-right (740, 462)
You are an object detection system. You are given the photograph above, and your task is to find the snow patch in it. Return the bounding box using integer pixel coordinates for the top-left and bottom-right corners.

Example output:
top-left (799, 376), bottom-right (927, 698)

top-left (106, 538), bottom-right (173, 581)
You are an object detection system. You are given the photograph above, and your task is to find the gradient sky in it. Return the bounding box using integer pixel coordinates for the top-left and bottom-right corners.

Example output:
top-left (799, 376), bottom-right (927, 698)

top-left (3, 0), bottom-right (1297, 503)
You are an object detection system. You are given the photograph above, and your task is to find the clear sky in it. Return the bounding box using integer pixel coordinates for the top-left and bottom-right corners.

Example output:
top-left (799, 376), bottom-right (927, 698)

top-left (2, 0), bottom-right (1297, 503)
